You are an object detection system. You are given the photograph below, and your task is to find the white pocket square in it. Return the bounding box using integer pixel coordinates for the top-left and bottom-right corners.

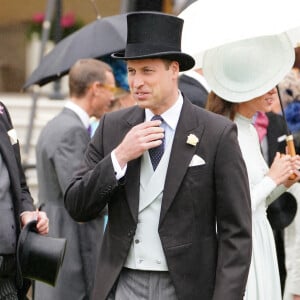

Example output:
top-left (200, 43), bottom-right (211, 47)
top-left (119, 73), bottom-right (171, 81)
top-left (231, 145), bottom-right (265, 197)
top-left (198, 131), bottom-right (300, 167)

top-left (7, 129), bottom-right (18, 145)
top-left (189, 154), bottom-right (206, 167)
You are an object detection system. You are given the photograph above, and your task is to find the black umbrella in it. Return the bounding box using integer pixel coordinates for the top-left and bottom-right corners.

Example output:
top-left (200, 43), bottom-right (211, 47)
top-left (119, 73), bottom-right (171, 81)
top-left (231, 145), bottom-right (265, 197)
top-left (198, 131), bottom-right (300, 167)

top-left (23, 13), bottom-right (127, 89)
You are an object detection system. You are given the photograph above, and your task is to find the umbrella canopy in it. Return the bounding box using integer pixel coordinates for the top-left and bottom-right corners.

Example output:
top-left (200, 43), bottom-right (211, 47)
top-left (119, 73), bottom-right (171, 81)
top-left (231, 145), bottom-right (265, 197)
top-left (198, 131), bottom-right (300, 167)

top-left (23, 14), bottom-right (127, 89)
top-left (179, 0), bottom-right (300, 68)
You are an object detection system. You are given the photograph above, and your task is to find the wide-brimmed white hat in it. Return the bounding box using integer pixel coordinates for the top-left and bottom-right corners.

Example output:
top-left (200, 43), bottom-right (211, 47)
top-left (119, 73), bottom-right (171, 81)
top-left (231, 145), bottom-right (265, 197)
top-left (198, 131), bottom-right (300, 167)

top-left (203, 33), bottom-right (295, 103)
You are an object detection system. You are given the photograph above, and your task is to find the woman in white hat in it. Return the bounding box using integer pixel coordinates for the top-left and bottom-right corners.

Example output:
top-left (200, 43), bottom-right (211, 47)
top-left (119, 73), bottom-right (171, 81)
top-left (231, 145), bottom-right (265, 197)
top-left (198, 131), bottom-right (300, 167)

top-left (203, 33), bottom-right (300, 300)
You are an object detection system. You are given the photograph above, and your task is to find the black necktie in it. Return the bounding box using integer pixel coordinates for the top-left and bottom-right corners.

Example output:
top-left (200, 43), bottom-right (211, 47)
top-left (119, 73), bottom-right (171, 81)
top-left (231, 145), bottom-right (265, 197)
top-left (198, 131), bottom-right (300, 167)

top-left (149, 115), bottom-right (165, 170)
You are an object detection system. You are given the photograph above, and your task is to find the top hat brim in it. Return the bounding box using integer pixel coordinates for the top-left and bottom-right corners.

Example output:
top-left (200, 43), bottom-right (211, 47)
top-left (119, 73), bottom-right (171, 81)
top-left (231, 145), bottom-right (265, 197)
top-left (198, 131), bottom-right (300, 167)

top-left (112, 51), bottom-right (195, 72)
top-left (267, 192), bottom-right (297, 230)
top-left (16, 220), bottom-right (37, 288)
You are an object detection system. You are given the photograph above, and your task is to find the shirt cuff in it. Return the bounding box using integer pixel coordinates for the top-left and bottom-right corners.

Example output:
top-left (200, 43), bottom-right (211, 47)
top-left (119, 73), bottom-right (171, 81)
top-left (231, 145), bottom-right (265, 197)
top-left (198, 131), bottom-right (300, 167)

top-left (111, 150), bottom-right (127, 180)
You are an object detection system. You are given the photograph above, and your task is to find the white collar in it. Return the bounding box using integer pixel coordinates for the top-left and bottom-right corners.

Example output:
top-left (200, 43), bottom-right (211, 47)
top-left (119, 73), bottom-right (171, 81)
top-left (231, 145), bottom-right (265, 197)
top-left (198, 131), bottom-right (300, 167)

top-left (65, 100), bottom-right (90, 129)
top-left (145, 92), bottom-right (183, 131)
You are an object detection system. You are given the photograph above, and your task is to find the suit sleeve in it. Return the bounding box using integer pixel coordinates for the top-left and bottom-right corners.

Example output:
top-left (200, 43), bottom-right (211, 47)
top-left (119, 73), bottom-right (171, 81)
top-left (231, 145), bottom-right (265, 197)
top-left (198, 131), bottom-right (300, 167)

top-left (64, 114), bottom-right (120, 222)
top-left (213, 122), bottom-right (252, 300)
top-left (53, 127), bottom-right (89, 193)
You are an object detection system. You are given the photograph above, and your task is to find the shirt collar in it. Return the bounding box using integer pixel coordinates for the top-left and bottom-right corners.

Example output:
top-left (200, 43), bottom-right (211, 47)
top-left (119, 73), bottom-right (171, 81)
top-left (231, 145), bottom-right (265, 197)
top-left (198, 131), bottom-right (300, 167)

top-left (145, 92), bottom-right (183, 131)
top-left (65, 100), bottom-right (90, 129)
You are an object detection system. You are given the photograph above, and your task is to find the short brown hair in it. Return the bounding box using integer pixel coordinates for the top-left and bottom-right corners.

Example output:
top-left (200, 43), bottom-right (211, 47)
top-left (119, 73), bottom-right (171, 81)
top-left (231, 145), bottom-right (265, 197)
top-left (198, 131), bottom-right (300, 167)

top-left (68, 59), bottom-right (112, 98)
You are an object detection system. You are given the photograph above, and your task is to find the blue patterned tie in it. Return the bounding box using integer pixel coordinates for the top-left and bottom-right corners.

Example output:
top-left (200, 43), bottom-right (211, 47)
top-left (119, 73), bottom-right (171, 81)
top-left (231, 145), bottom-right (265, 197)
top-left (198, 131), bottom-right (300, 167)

top-left (149, 115), bottom-right (165, 170)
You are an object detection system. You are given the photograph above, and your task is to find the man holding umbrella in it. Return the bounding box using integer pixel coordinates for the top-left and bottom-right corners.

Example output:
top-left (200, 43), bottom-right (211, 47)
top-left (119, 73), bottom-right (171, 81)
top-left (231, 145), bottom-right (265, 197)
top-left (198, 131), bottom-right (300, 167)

top-left (64, 11), bottom-right (252, 300)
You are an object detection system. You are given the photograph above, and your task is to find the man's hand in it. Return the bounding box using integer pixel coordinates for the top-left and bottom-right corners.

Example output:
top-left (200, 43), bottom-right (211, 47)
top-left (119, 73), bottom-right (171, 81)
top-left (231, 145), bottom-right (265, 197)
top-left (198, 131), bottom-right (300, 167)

top-left (21, 209), bottom-right (49, 235)
top-left (114, 120), bottom-right (164, 168)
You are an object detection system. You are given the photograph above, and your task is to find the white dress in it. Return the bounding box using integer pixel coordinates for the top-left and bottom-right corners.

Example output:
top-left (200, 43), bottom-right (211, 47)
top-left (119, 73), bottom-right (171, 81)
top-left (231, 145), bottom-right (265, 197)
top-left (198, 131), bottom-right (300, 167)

top-left (235, 114), bottom-right (285, 300)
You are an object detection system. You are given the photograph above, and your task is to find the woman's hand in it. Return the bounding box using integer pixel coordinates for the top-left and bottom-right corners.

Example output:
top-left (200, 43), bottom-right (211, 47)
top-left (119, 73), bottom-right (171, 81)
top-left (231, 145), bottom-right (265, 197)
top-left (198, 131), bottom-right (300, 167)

top-left (267, 152), bottom-right (296, 186)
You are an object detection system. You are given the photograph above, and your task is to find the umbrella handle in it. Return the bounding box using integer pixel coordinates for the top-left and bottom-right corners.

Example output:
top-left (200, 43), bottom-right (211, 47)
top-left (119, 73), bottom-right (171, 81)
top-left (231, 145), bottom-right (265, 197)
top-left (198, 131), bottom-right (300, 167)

top-left (286, 135), bottom-right (297, 180)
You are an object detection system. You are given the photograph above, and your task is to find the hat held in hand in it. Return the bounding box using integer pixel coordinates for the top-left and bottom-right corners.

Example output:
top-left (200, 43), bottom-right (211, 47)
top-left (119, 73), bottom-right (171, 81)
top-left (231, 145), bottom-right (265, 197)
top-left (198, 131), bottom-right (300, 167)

top-left (17, 220), bottom-right (67, 286)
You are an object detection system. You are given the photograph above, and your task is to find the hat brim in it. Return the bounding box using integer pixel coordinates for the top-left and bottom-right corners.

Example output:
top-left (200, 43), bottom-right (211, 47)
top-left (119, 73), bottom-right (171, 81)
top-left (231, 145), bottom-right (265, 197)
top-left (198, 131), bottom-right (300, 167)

top-left (203, 33), bottom-right (295, 102)
top-left (16, 220), bottom-right (37, 287)
top-left (112, 51), bottom-right (195, 72)
top-left (267, 192), bottom-right (297, 230)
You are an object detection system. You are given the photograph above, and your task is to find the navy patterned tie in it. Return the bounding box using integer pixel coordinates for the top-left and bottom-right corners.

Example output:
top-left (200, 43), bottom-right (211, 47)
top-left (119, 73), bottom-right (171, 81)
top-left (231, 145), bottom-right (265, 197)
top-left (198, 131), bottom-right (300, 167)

top-left (149, 115), bottom-right (165, 170)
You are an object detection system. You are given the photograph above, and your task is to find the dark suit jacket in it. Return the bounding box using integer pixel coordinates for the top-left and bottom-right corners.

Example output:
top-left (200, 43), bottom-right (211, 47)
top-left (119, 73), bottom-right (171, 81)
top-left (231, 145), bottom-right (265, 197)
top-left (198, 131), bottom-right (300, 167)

top-left (0, 101), bottom-right (35, 298)
top-left (178, 74), bottom-right (208, 108)
top-left (65, 98), bottom-right (252, 300)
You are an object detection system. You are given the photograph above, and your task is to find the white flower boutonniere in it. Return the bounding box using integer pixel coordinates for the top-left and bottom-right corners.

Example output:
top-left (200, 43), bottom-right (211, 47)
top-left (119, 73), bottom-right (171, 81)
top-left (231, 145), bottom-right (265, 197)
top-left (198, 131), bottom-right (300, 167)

top-left (0, 105), bottom-right (4, 114)
top-left (7, 128), bottom-right (18, 145)
top-left (186, 134), bottom-right (199, 146)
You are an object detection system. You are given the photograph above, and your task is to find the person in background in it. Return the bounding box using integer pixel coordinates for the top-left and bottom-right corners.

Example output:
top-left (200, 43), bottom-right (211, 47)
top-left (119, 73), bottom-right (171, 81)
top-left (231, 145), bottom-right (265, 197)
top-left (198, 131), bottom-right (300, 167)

top-left (34, 58), bottom-right (116, 300)
top-left (204, 33), bottom-right (300, 300)
top-left (178, 67), bottom-right (210, 108)
top-left (65, 11), bottom-right (252, 300)
top-left (0, 101), bottom-right (49, 300)
top-left (279, 46), bottom-right (300, 300)
top-left (253, 98), bottom-right (298, 294)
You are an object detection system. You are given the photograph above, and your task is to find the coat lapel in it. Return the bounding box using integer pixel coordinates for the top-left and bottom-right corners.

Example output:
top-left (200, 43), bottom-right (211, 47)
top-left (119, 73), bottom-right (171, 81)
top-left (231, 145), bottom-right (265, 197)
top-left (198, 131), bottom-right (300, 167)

top-left (0, 121), bottom-right (19, 194)
top-left (123, 107), bottom-right (145, 223)
top-left (160, 99), bottom-right (205, 223)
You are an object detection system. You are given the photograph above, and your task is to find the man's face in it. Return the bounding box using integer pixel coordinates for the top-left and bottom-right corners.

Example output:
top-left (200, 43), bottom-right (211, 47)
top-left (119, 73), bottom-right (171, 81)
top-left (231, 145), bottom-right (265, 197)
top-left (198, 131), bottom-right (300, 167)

top-left (127, 58), bottom-right (179, 115)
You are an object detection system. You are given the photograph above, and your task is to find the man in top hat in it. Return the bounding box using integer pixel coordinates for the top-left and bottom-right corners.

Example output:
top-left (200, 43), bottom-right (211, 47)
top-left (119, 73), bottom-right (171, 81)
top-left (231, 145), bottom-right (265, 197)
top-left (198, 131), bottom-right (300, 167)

top-left (0, 101), bottom-right (49, 299)
top-left (65, 12), bottom-right (252, 300)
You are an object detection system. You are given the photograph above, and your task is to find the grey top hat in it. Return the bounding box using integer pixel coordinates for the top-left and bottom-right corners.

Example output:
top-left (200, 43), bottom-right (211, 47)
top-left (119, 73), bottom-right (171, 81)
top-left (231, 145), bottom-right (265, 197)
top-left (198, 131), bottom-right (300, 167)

top-left (112, 11), bottom-right (195, 71)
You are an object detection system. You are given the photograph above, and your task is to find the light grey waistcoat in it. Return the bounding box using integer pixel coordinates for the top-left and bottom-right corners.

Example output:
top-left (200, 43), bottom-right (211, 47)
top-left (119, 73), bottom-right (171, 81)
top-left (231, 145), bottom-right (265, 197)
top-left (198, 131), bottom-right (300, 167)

top-left (124, 142), bottom-right (172, 271)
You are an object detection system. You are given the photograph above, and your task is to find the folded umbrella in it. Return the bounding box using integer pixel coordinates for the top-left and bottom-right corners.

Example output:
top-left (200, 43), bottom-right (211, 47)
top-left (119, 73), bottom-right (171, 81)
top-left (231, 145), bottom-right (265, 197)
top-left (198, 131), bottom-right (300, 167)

top-left (23, 13), bottom-right (127, 89)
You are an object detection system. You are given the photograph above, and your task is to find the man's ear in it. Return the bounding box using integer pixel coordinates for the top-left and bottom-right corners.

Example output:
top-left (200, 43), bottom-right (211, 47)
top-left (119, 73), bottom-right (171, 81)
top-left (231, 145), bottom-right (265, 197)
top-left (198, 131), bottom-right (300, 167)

top-left (171, 61), bottom-right (180, 77)
top-left (90, 81), bottom-right (101, 95)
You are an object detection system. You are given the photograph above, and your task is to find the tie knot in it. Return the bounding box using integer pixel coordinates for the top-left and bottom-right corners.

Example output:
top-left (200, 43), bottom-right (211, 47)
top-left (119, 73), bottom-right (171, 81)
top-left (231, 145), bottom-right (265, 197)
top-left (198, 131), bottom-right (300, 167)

top-left (151, 115), bottom-right (163, 122)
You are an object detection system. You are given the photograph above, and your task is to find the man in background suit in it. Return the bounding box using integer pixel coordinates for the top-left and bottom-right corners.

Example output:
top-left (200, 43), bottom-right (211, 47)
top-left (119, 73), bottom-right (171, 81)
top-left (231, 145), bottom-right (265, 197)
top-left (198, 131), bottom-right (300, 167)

top-left (0, 101), bottom-right (48, 299)
top-left (178, 68), bottom-right (210, 108)
top-left (34, 59), bottom-right (116, 300)
top-left (65, 12), bottom-right (252, 300)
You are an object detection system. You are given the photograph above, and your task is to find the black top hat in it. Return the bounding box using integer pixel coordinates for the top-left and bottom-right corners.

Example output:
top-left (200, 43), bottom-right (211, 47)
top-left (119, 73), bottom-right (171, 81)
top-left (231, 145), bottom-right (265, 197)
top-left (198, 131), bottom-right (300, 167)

top-left (267, 192), bottom-right (298, 230)
top-left (16, 220), bottom-right (67, 287)
top-left (112, 12), bottom-right (195, 71)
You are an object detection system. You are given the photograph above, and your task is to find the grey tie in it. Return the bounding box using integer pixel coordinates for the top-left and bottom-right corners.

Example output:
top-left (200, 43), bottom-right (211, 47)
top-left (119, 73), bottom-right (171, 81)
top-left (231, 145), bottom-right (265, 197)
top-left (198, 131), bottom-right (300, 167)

top-left (149, 115), bottom-right (165, 170)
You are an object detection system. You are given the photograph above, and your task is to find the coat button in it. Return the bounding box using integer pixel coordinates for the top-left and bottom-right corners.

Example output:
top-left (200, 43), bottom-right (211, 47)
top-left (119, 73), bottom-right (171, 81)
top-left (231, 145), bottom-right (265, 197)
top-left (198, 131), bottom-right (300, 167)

top-left (135, 239), bottom-right (140, 244)
top-left (127, 230), bottom-right (135, 237)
